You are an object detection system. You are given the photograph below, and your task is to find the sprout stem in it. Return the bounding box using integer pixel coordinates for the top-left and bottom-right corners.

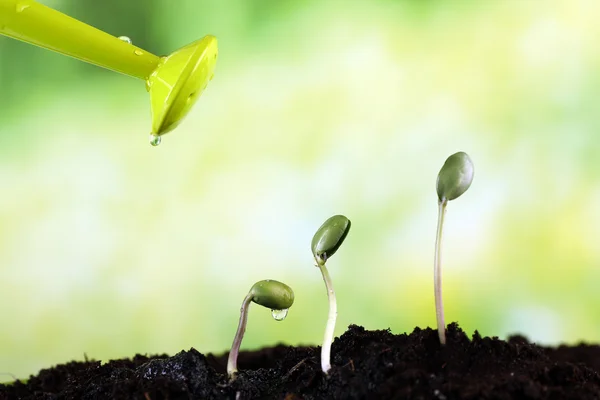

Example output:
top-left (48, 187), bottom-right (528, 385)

top-left (434, 198), bottom-right (448, 345)
top-left (317, 259), bottom-right (337, 375)
top-left (227, 292), bottom-right (253, 379)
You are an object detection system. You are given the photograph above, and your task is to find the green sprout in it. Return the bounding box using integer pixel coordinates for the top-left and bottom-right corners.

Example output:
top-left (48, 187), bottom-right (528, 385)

top-left (227, 279), bottom-right (294, 379)
top-left (434, 151), bottom-right (474, 345)
top-left (311, 214), bottom-right (351, 375)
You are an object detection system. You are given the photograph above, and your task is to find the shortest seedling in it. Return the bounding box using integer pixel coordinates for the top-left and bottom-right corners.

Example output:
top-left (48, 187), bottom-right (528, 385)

top-left (227, 279), bottom-right (294, 380)
top-left (434, 151), bottom-right (474, 345)
top-left (311, 214), bottom-right (351, 375)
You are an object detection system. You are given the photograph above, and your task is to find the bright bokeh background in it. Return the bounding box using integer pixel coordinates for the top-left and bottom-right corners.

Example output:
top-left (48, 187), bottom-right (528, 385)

top-left (1, 0), bottom-right (599, 382)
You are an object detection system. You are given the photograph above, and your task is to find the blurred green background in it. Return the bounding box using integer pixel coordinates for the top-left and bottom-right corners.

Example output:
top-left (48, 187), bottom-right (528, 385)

top-left (1, 0), bottom-right (599, 383)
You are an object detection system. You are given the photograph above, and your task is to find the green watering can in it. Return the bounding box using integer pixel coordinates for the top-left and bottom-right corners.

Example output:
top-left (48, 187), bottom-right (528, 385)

top-left (0, 0), bottom-right (218, 145)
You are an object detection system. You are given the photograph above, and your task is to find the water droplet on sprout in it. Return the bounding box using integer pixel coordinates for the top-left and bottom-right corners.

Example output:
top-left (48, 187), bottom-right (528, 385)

top-left (118, 36), bottom-right (132, 44)
top-left (149, 134), bottom-right (161, 146)
top-left (134, 49), bottom-right (143, 56)
top-left (271, 309), bottom-right (288, 321)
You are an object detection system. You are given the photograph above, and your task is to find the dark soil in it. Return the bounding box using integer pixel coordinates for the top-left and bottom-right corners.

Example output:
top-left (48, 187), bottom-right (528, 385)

top-left (2, 323), bottom-right (600, 400)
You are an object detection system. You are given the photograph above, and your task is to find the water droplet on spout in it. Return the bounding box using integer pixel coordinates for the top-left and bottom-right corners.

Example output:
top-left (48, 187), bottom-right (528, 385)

top-left (149, 134), bottom-right (161, 146)
top-left (16, 2), bottom-right (30, 12)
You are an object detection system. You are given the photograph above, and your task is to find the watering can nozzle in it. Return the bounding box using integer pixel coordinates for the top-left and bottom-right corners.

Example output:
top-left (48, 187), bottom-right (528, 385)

top-left (147, 35), bottom-right (218, 137)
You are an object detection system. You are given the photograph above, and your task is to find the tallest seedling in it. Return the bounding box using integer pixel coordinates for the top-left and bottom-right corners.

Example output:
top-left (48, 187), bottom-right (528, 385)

top-left (434, 152), bottom-right (474, 345)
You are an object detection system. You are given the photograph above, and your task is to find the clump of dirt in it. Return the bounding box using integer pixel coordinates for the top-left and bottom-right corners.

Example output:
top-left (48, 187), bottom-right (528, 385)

top-left (2, 323), bottom-right (600, 399)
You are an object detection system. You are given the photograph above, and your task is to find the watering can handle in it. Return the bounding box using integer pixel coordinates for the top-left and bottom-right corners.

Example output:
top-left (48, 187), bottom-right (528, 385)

top-left (0, 0), bottom-right (159, 80)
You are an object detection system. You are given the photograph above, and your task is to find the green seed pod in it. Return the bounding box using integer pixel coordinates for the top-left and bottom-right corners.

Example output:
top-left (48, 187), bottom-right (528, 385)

top-left (250, 280), bottom-right (294, 310)
top-left (436, 152), bottom-right (474, 202)
top-left (311, 215), bottom-right (351, 263)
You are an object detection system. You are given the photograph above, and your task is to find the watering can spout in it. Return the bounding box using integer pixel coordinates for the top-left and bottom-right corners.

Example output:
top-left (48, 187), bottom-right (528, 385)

top-left (0, 0), bottom-right (218, 140)
top-left (147, 35), bottom-right (218, 137)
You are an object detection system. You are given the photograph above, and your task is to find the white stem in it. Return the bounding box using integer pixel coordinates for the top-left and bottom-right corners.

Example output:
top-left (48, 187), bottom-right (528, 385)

top-left (434, 199), bottom-right (448, 345)
top-left (227, 292), bottom-right (253, 379)
top-left (317, 260), bottom-right (337, 374)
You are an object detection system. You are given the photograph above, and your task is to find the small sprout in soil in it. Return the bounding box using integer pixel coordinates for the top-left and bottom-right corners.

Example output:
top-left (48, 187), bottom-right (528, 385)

top-left (0, 372), bottom-right (17, 383)
top-left (227, 279), bottom-right (294, 380)
top-left (311, 214), bottom-right (351, 375)
top-left (434, 151), bottom-right (474, 345)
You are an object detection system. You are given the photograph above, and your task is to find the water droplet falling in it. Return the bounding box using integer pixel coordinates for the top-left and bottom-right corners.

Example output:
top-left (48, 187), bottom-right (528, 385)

top-left (118, 36), bottom-right (132, 44)
top-left (271, 309), bottom-right (288, 321)
top-left (149, 134), bottom-right (161, 147)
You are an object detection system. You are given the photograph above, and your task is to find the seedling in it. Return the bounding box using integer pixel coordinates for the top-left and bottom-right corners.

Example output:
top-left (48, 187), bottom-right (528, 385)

top-left (0, 372), bottom-right (17, 383)
top-left (227, 279), bottom-right (294, 379)
top-left (311, 215), bottom-right (351, 375)
top-left (434, 152), bottom-right (474, 345)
